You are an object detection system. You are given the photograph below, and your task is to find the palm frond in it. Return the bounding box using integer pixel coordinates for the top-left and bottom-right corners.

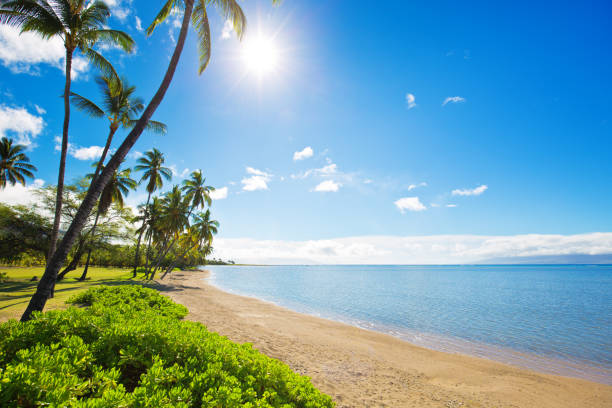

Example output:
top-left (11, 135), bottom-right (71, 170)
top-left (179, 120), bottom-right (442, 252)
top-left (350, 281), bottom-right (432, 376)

top-left (146, 0), bottom-right (182, 36)
top-left (70, 92), bottom-right (105, 118)
top-left (83, 48), bottom-right (119, 80)
top-left (192, 0), bottom-right (211, 74)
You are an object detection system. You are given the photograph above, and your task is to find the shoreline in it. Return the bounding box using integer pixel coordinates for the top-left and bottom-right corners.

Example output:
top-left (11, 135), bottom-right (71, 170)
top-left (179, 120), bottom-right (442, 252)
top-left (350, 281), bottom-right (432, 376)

top-left (207, 269), bottom-right (612, 386)
top-left (159, 270), bottom-right (612, 408)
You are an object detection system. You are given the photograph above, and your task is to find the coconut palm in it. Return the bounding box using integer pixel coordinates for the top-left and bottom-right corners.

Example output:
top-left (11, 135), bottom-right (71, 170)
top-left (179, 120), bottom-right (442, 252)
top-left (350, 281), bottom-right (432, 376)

top-left (160, 209), bottom-right (218, 279)
top-left (21, 0), bottom-right (280, 321)
top-left (71, 75), bottom-right (167, 183)
top-left (183, 170), bottom-right (214, 214)
top-left (148, 185), bottom-right (190, 280)
top-left (0, 0), bottom-right (135, 264)
top-left (131, 148), bottom-right (172, 276)
top-left (0, 137), bottom-right (36, 188)
top-left (79, 166), bottom-right (136, 281)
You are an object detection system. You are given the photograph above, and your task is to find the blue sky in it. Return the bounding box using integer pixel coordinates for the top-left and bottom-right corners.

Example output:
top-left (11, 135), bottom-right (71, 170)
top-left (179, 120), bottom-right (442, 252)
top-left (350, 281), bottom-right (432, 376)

top-left (1, 0), bottom-right (611, 263)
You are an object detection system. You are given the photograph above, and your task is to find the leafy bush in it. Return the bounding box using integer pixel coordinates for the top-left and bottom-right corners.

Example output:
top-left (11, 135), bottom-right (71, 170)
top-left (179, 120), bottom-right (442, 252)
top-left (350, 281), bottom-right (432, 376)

top-left (0, 285), bottom-right (334, 407)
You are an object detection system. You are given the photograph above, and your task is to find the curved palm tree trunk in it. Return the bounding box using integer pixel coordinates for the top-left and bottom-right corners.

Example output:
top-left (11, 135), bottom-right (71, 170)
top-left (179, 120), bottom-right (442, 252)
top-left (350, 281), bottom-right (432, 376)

top-left (47, 48), bottom-right (74, 264)
top-left (57, 238), bottom-right (86, 281)
top-left (92, 126), bottom-right (117, 183)
top-left (151, 206), bottom-right (194, 276)
top-left (20, 0), bottom-right (195, 322)
top-left (132, 193), bottom-right (151, 277)
top-left (79, 209), bottom-right (101, 281)
top-left (160, 242), bottom-right (199, 280)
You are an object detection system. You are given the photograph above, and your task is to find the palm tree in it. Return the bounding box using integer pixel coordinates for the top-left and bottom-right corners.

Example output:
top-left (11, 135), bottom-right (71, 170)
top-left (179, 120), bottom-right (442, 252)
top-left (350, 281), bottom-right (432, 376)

top-left (79, 166), bottom-right (136, 281)
top-left (132, 148), bottom-right (172, 276)
top-left (21, 0), bottom-right (280, 321)
top-left (160, 209), bottom-right (218, 279)
top-left (183, 170), bottom-right (214, 215)
top-left (0, 137), bottom-right (36, 188)
top-left (148, 185), bottom-right (190, 280)
top-left (0, 0), bottom-right (135, 264)
top-left (71, 75), bottom-right (167, 183)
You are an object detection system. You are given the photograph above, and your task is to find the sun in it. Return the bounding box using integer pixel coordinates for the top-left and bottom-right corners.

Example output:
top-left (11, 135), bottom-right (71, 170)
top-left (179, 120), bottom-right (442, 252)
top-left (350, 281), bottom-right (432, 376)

top-left (241, 35), bottom-right (279, 76)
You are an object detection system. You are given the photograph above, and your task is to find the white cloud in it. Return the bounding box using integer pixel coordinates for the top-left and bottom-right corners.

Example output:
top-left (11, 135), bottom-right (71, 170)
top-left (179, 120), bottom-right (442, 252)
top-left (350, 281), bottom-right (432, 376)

top-left (134, 16), bottom-right (143, 32)
top-left (407, 182), bottom-right (427, 191)
top-left (210, 187), bottom-right (228, 200)
top-left (34, 105), bottom-right (46, 115)
top-left (452, 184), bottom-right (488, 196)
top-left (211, 233), bottom-right (612, 265)
top-left (105, 0), bottom-right (132, 22)
top-left (71, 145), bottom-right (105, 161)
top-left (54, 136), bottom-right (105, 161)
top-left (0, 25), bottom-right (88, 78)
top-left (292, 163), bottom-right (338, 179)
top-left (221, 19), bottom-right (234, 39)
top-left (442, 96), bottom-right (466, 106)
top-left (394, 197), bottom-right (427, 213)
top-left (0, 178), bottom-right (44, 205)
top-left (242, 167), bottom-right (272, 191)
top-left (406, 93), bottom-right (416, 109)
top-left (293, 146), bottom-right (314, 161)
top-left (446, 204), bottom-right (457, 208)
top-left (312, 180), bottom-right (341, 192)
top-left (0, 105), bottom-right (45, 147)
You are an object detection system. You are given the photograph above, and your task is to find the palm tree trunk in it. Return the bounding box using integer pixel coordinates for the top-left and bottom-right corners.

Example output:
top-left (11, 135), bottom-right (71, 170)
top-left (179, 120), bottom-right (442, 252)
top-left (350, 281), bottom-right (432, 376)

top-left (92, 126), bottom-right (117, 183)
top-left (143, 234), bottom-right (153, 279)
top-left (160, 242), bottom-right (198, 280)
top-left (57, 238), bottom-right (86, 281)
top-left (47, 48), bottom-right (74, 264)
top-left (151, 206), bottom-right (194, 275)
top-left (20, 0), bottom-right (195, 322)
top-left (132, 193), bottom-right (151, 277)
top-left (79, 210), bottom-right (101, 281)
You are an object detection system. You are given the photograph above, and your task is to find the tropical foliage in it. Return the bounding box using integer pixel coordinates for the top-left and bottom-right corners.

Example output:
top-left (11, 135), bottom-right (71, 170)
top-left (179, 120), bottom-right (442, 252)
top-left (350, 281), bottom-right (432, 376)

top-left (0, 137), bottom-right (36, 188)
top-left (0, 285), bottom-right (335, 406)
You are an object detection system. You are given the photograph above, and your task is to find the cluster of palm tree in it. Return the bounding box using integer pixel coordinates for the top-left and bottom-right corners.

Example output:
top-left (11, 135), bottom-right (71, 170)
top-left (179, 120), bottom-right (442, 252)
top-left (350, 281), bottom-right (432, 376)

top-left (133, 153), bottom-right (218, 280)
top-left (0, 0), bottom-right (279, 321)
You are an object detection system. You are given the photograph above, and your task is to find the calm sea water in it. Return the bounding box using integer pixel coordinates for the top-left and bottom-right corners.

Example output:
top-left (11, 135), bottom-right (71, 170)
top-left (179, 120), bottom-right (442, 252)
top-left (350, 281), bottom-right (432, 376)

top-left (205, 265), bottom-right (612, 384)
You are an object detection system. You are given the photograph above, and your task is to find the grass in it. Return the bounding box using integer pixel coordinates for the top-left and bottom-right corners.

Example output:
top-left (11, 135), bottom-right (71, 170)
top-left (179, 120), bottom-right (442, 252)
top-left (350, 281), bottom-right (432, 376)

top-left (0, 266), bottom-right (135, 322)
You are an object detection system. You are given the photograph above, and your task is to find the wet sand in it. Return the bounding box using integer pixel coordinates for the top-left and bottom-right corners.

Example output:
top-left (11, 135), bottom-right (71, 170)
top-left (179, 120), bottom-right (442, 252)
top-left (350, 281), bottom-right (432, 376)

top-left (158, 270), bottom-right (612, 408)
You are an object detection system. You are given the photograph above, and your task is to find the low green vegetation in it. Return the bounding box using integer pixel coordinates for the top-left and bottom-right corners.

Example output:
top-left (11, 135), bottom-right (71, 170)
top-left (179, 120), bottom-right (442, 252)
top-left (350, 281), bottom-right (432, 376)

top-left (0, 285), bottom-right (334, 407)
top-left (0, 267), bottom-right (134, 321)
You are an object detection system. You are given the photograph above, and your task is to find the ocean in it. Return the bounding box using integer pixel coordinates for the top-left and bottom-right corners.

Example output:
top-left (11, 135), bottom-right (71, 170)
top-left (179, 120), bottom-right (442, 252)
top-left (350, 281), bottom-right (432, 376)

top-left (205, 264), bottom-right (612, 384)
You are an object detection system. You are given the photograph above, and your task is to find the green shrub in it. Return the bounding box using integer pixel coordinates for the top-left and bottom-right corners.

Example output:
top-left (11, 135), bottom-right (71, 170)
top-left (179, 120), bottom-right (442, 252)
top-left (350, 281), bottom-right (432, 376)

top-left (0, 285), bottom-right (334, 407)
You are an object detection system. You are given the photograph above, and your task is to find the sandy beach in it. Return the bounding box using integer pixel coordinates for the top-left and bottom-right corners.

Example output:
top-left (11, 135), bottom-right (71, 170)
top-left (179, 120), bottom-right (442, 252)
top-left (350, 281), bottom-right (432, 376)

top-left (156, 270), bottom-right (612, 408)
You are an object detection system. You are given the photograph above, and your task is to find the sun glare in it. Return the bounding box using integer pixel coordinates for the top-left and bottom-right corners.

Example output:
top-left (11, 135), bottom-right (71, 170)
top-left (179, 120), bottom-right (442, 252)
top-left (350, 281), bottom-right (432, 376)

top-left (242, 35), bottom-right (279, 76)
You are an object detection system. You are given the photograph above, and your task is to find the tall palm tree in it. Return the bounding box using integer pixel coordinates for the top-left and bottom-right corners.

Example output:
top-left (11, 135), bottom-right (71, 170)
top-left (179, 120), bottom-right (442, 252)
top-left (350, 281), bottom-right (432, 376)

top-left (21, 0), bottom-right (280, 321)
top-left (0, 137), bottom-right (36, 188)
top-left (132, 148), bottom-right (172, 276)
top-left (0, 0), bottom-right (135, 263)
top-left (183, 170), bottom-right (214, 215)
top-left (148, 185), bottom-right (190, 280)
top-left (71, 75), bottom-right (167, 183)
top-left (160, 209), bottom-right (218, 279)
top-left (79, 166), bottom-right (136, 281)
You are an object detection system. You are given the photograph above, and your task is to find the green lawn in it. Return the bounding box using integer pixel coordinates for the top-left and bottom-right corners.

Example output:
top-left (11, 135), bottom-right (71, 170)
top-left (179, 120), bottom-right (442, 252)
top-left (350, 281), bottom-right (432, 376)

top-left (0, 266), bottom-right (136, 321)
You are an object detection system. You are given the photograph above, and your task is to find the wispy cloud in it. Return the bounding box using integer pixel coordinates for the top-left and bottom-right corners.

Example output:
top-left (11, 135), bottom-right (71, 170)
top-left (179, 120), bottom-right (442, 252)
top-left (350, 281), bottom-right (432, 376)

top-left (312, 180), bottom-right (341, 192)
top-left (0, 105), bottom-right (45, 147)
top-left (452, 184), bottom-right (488, 196)
top-left (0, 25), bottom-right (89, 78)
top-left (135, 16), bottom-right (143, 32)
top-left (442, 96), bottom-right (466, 106)
top-left (293, 146), bottom-right (314, 161)
top-left (0, 178), bottom-right (44, 206)
top-left (407, 182), bottom-right (427, 191)
top-left (54, 136), bottom-right (105, 161)
top-left (210, 187), bottom-right (228, 200)
top-left (221, 19), bottom-right (234, 39)
top-left (394, 197), bottom-right (427, 213)
top-left (242, 167), bottom-right (272, 191)
top-left (211, 233), bottom-right (612, 265)
top-left (405, 93), bottom-right (416, 109)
